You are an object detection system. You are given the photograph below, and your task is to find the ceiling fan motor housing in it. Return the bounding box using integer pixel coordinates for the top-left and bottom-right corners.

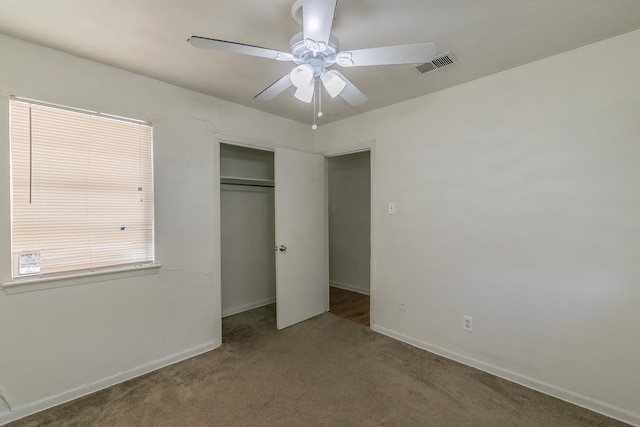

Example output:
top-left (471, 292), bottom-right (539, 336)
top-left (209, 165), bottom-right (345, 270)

top-left (290, 32), bottom-right (339, 74)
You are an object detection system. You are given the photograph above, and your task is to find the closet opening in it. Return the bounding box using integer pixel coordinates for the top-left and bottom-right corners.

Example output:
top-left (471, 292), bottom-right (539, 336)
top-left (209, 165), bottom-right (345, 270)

top-left (220, 143), bottom-right (276, 332)
top-left (327, 150), bottom-right (371, 326)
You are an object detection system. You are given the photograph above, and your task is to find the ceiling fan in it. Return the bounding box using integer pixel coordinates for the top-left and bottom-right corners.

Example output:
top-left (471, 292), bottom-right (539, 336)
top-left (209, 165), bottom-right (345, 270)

top-left (188, 0), bottom-right (437, 127)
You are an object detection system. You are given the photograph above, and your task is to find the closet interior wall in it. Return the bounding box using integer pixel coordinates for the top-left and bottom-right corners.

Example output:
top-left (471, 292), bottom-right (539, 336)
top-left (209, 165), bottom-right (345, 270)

top-left (220, 143), bottom-right (275, 317)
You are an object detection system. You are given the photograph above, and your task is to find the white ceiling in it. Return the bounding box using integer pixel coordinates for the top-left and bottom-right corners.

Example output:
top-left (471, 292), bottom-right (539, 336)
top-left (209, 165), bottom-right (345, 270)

top-left (1, 0), bottom-right (639, 125)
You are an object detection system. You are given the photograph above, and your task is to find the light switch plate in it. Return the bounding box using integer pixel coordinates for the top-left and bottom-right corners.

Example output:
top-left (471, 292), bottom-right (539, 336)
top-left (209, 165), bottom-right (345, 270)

top-left (388, 202), bottom-right (396, 215)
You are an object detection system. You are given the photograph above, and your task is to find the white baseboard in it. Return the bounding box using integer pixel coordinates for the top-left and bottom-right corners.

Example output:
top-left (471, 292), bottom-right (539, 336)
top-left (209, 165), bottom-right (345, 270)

top-left (0, 341), bottom-right (219, 426)
top-left (222, 297), bottom-right (275, 318)
top-left (370, 324), bottom-right (639, 427)
top-left (329, 281), bottom-right (370, 296)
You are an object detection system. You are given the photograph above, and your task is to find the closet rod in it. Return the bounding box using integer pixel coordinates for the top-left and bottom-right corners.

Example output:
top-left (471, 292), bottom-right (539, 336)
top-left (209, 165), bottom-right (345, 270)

top-left (220, 175), bottom-right (274, 187)
top-left (220, 182), bottom-right (274, 188)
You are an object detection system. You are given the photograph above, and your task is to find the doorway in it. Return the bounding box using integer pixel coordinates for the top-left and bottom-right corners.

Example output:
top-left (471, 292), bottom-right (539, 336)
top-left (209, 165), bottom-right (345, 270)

top-left (327, 150), bottom-right (371, 326)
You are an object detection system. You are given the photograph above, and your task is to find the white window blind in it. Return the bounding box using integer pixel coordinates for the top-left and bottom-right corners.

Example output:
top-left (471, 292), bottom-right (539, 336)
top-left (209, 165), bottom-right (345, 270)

top-left (9, 97), bottom-right (154, 279)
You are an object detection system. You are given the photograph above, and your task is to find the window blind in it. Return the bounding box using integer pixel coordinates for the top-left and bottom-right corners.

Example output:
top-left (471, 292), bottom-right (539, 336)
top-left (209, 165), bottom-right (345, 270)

top-left (9, 98), bottom-right (154, 278)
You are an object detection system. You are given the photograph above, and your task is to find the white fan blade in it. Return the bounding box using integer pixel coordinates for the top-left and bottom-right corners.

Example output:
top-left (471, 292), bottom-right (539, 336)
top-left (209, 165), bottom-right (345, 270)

top-left (188, 36), bottom-right (293, 61)
top-left (303, 0), bottom-right (337, 52)
top-left (336, 43), bottom-right (437, 67)
top-left (332, 71), bottom-right (368, 106)
top-left (254, 74), bottom-right (293, 101)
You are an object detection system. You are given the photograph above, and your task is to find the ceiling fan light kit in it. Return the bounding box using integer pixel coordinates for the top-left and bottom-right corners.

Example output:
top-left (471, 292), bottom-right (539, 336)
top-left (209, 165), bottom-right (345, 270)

top-left (320, 70), bottom-right (346, 98)
top-left (290, 64), bottom-right (314, 89)
top-left (188, 0), bottom-right (438, 128)
top-left (294, 82), bottom-right (315, 103)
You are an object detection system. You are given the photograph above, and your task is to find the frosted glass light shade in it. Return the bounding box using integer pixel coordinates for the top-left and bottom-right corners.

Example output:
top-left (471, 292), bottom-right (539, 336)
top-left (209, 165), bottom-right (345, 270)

top-left (290, 64), bottom-right (314, 89)
top-left (294, 81), bottom-right (315, 103)
top-left (320, 70), bottom-right (346, 98)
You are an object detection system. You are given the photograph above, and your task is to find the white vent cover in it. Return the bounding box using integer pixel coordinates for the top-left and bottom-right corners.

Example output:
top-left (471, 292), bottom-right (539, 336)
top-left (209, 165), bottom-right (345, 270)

top-left (415, 52), bottom-right (457, 74)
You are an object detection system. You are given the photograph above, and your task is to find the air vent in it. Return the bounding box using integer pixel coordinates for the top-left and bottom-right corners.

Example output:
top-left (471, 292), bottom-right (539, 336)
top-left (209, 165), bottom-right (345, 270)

top-left (415, 52), bottom-right (457, 74)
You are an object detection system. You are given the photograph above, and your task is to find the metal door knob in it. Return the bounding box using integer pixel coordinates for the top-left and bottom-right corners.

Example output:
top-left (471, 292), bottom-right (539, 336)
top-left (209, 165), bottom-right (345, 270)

top-left (279, 245), bottom-right (287, 252)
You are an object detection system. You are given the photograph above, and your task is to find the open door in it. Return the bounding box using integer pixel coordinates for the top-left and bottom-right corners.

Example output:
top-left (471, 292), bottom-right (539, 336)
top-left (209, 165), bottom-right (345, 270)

top-left (275, 148), bottom-right (327, 330)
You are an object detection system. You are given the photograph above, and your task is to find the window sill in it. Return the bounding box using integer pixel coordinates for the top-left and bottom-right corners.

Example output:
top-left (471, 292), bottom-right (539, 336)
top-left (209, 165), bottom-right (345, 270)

top-left (1, 264), bottom-right (161, 295)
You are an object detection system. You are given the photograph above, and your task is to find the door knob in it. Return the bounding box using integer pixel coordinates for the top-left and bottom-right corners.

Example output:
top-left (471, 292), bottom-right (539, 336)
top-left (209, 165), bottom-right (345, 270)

top-left (279, 245), bottom-right (287, 252)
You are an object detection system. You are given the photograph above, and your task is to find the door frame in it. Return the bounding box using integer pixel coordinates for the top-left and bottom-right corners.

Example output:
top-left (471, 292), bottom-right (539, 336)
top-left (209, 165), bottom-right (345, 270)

top-left (324, 140), bottom-right (376, 328)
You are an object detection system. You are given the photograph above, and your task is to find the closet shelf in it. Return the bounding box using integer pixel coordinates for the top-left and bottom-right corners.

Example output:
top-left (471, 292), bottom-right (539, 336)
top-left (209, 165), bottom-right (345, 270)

top-left (220, 176), bottom-right (274, 187)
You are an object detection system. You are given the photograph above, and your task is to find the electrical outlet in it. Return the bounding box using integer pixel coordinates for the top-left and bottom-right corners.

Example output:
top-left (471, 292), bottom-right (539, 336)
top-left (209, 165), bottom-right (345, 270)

top-left (463, 315), bottom-right (473, 332)
top-left (399, 299), bottom-right (406, 312)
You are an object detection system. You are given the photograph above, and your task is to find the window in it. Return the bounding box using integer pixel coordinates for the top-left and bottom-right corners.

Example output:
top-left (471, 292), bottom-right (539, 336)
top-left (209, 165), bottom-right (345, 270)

top-left (9, 97), bottom-right (154, 279)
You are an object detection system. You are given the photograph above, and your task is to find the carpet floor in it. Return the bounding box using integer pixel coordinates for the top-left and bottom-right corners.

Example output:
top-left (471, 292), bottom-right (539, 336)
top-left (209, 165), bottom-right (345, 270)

top-left (8, 305), bottom-right (627, 426)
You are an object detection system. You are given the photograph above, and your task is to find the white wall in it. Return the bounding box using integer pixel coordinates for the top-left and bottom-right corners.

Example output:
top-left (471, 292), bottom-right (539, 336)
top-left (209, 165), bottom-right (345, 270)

top-left (0, 34), bottom-right (311, 423)
top-left (317, 30), bottom-right (640, 425)
top-left (220, 143), bottom-right (274, 180)
top-left (328, 151), bottom-right (371, 294)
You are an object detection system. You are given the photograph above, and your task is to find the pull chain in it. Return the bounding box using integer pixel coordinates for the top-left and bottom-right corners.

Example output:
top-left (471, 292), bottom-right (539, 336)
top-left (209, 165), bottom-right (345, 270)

top-left (318, 81), bottom-right (323, 118)
top-left (312, 78), bottom-right (318, 130)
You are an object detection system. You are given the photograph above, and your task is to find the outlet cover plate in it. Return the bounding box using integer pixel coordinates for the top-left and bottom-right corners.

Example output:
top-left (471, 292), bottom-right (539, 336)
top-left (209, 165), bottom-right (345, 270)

top-left (463, 315), bottom-right (473, 332)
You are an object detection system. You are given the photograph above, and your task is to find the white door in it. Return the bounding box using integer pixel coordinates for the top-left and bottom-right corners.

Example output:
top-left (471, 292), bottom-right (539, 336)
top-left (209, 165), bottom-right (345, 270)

top-left (275, 148), bottom-right (327, 330)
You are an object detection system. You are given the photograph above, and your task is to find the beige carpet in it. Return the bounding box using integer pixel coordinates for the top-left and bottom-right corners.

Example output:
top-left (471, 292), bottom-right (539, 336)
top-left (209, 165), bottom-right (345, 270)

top-left (8, 305), bottom-right (627, 426)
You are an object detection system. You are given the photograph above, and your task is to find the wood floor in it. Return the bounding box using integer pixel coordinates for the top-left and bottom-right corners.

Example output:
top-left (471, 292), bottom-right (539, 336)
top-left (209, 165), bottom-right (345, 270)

top-left (329, 286), bottom-right (370, 326)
